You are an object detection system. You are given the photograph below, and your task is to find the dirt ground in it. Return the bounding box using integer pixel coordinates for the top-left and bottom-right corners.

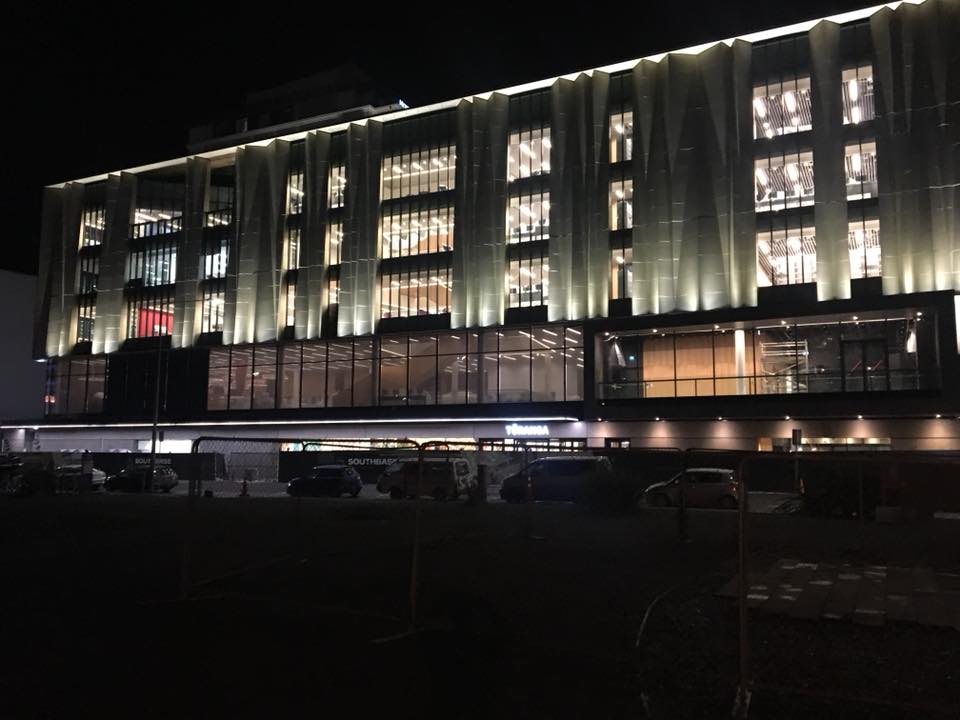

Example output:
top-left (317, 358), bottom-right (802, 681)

top-left (0, 494), bottom-right (956, 718)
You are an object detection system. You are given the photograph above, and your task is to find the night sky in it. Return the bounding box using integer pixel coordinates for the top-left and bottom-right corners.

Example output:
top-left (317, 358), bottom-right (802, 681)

top-left (4, 0), bottom-right (871, 276)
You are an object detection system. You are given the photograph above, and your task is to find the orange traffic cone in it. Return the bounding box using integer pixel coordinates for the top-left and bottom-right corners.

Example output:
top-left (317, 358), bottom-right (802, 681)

top-left (240, 478), bottom-right (249, 497)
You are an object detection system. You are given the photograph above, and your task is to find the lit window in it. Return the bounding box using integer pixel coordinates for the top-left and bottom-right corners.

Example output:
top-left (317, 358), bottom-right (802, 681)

top-left (610, 246), bottom-right (633, 300)
top-left (507, 252), bottom-right (549, 308)
top-left (508, 127), bottom-right (551, 181)
top-left (127, 301), bottom-right (174, 338)
top-left (285, 280), bottom-right (296, 327)
top-left (752, 77), bottom-right (812, 139)
top-left (200, 289), bottom-right (224, 333)
top-left (328, 162), bottom-right (346, 209)
top-left (285, 225), bottom-right (300, 270)
top-left (126, 242), bottom-right (178, 286)
top-left (380, 265), bottom-right (451, 318)
top-left (327, 276), bottom-right (339, 306)
top-left (381, 145), bottom-right (455, 201)
top-left (507, 192), bottom-right (550, 243)
top-left (844, 141), bottom-right (878, 201)
top-left (610, 180), bottom-right (633, 230)
top-left (609, 111), bottom-right (633, 163)
top-left (287, 169), bottom-right (304, 214)
top-left (326, 221), bottom-right (342, 265)
top-left (848, 218), bottom-right (881, 279)
top-left (757, 226), bottom-right (816, 286)
top-left (77, 303), bottom-right (96, 343)
top-left (381, 204), bottom-right (454, 258)
top-left (203, 237), bottom-right (228, 279)
top-left (79, 204), bottom-right (105, 248)
top-left (755, 151), bottom-right (815, 212)
top-left (842, 65), bottom-right (875, 125)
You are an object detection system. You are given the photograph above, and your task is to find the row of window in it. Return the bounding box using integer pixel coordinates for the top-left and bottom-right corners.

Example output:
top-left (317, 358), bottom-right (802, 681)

top-left (207, 326), bottom-right (584, 411)
top-left (599, 311), bottom-right (935, 400)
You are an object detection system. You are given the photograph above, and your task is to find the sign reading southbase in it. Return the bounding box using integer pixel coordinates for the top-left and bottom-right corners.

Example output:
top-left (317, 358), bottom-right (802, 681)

top-left (504, 423), bottom-right (550, 437)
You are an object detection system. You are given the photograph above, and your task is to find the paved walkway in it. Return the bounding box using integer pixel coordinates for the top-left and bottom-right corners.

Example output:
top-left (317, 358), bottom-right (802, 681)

top-left (718, 558), bottom-right (960, 629)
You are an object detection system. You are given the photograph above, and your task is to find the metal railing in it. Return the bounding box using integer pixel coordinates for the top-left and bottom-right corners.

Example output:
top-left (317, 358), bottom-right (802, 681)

top-left (130, 216), bottom-right (183, 239)
top-left (598, 369), bottom-right (932, 399)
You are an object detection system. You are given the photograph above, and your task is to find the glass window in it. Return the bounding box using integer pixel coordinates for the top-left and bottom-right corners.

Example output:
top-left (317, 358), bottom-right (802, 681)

top-left (285, 225), bottom-right (300, 270)
top-left (203, 236), bottom-right (229, 279)
top-left (77, 302), bottom-right (96, 343)
top-left (848, 217), bottom-right (881, 280)
top-left (207, 348), bottom-right (230, 410)
top-left (844, 141), bottom-right (878, 201)
top-left (284, 280), bottom-right (296, 328)
top-left (609, 110), bottom-right (633, 163)
top-left (381, 145), bottom-right (455, 201)
top-left (381, 203), bottom-right (454, 258)
top-left (79, 204), bottom-right (105, 248)
top-left (757, 224), bottom-right (816, 286)
top-left (252, 345), bottom-right (277, 409)
top-left (328, 162), bottom-right (346, 209)
top-left (755, 151), bottom-right (815, 212)
top-left (507, 192), bottom-right (550, 243)
top-left (326, 220), bottom-right (342, 265)
top-left (379, 265), bottom-right (451, 318)
top-left (301, 341), bottom-right (326, 407)
top-left (126, 242), bottom-right (178, 286)
top-left (279, 344), bottom-right (301, 409)
top-left (753, 77), bottom-right (812, 139)
top-left (127, 299), bottom-right (174, 338)
top-left (610, 179), bottom-right (633, 230)
top-left (200, 287), bottom-right (224, 333)
top-left (228, 347), bottom-right (252, 410)
top-left (610, 245), bottom-right (633, 300)
top-left (507, 127), bottom-right (551, 181)
top-left (842, 65), bottom-right (875, 125)
top-left (287, 169), bottom-right (304, 214)
top-left (507, 252), bottom-right (549, 308)
top-left (327, 276), bottom-right (340, 306)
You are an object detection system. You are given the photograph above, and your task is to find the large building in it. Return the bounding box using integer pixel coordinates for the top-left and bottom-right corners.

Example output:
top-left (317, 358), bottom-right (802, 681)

top-left (10, 0), bottom-right (960, 453)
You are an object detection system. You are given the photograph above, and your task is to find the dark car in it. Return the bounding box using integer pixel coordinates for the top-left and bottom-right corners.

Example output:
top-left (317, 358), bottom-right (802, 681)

top-left (104, 466), bottom-right (179, 493)
top-left (376, 458), bottom-right (476, 501)
top-left (287, 465), bottom-right (363, 498)
top-left (643, 468), bottom-right (738, 509)
top-left (500, 456), bottom-right (616, 503)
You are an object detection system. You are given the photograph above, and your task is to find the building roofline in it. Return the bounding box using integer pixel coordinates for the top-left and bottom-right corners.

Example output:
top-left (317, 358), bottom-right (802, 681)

top-left (48, 0), bottom-right (918, 189)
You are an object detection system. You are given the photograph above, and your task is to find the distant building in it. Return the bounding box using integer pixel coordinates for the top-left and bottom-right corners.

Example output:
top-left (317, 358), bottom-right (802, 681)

top-left (14, 0), bottom-right (960, 453)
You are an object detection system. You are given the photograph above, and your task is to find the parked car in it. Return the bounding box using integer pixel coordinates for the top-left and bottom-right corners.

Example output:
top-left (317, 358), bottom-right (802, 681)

top-left (377, 457), bottom-right (476, 501)
top-left (104, 466), bottom-right (179, 493)
top-left (287, 465), bottom-right (363, 498)
top-left (55, 464), bottom-right (106, 492)
top-left (499, 456), bottom-right (616, 504)
top-left (643, 468), bottom-right (738, 509)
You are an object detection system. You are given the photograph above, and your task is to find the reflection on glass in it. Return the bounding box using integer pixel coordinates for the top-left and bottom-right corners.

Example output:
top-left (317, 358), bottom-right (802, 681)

top-left (507, 253), bottom-right (549, 308)
top-left (507, 192), bottom-right (550, 243)
top-left (848, 218), bottom-right (881, 279)
top-left (609, 111), bottom-right (633, 163)
top-left (610, 246), bottom-right (633, 299)
top-left (845, 141), bottom-right (878, 200)
top-left (610, 180), bottom-right (633, 230)
top-left (842, 65), bottom-right (875, 125)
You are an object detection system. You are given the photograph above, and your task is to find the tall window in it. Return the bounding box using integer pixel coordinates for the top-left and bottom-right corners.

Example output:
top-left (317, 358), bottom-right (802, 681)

top-left (46, 356), bottom-right (106, 415)
top-left (610, 244), bottom-right (633, 300)
top-left (77, 303), bottom-right (96, 343)
top-left (327, 276), bottom-right (340, 306)
top-left (380, 265), bottom-right (451, 318)
top-left (609, 110), bottom-right (633, 163)
top-left (328, 162), bottom-right (346, 209)
top-left (507, 127), bottom-right (551, 181)
top-left (507, 192), bottom-right (550, 243)
top-left (326, 221), bottom-right (342, 265)
top-left (200, 287), bottom-right (224, 333)
top-left (848, 217), bottom-right (881, 279)
top-left (287, 168), bottom-right (304, 215)
top-left (755, 151), bottom-right (815, 212)
top-left (285, 225), bottom-right (301, 270)
top-left (753, 77), bottom-right (812, 139)
top-left (507, 250), bottom-right (549, 309)
top-left (842, 65), bottom-right (875, 125)
top-left (844, 141), bottom-right (878, 201)
top-left (381, 203), bottom-right (454, 258)
top-left (79, 205), bottom-right (105, 248)
top-left (203, 236), bottom-right (228, 279)
top-left (610, 179), bottom-right (633, 230)
top-left (381, 144), bottom-right (455, 200)
top-left (756, 224), bottom-right (816, 286)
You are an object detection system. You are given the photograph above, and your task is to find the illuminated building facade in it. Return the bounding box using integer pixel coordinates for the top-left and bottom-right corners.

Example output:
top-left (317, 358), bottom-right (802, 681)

top-left (14, 0), bottom-right (960, 452)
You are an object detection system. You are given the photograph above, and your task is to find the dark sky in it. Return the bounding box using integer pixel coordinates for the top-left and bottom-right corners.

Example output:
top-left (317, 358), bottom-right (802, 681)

top-left (4, 0), bottom-right (871, 275)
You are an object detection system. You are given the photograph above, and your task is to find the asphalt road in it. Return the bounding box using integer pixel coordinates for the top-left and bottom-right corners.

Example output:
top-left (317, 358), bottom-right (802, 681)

top-left (0, 493), bottom-right (956, 718)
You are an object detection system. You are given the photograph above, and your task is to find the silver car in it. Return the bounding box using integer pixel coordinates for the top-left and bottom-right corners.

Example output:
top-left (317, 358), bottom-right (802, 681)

top-left (643, 468), bottom-right (738, 509)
